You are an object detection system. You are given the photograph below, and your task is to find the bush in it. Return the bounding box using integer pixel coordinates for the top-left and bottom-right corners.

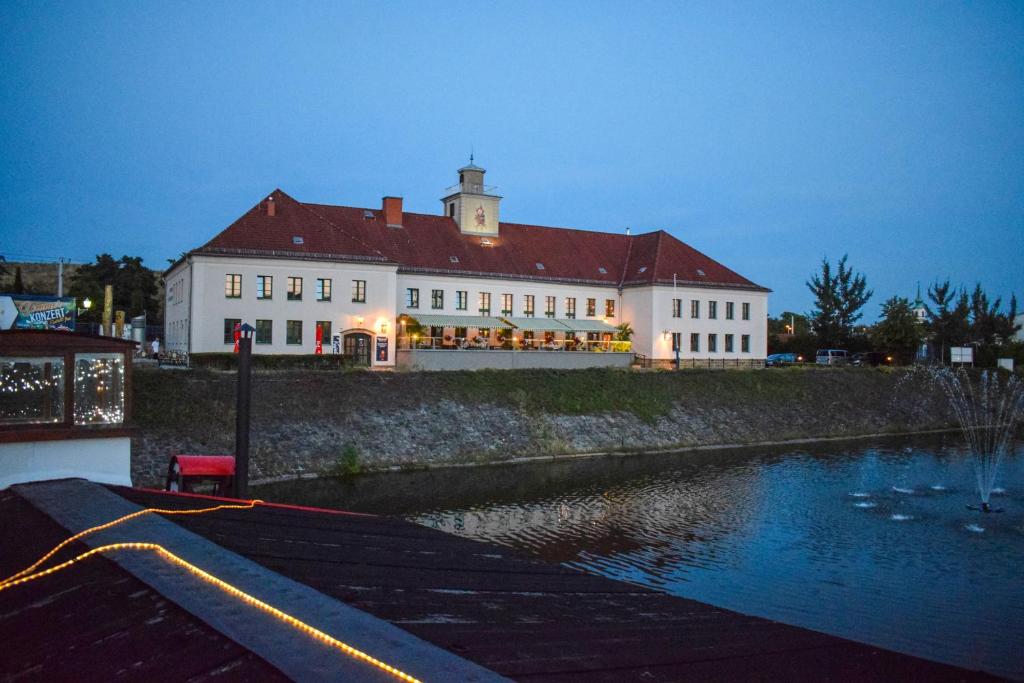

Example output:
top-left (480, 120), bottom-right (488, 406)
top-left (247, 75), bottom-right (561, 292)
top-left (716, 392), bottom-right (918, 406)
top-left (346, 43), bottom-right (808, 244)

top-left (324, 445), bottom-right (361, 477)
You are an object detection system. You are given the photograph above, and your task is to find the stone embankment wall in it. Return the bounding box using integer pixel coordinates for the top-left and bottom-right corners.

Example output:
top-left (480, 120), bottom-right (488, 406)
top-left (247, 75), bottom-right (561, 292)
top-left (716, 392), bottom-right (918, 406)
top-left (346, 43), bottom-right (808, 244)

top-left (130, 367), bottom-right (954, 488)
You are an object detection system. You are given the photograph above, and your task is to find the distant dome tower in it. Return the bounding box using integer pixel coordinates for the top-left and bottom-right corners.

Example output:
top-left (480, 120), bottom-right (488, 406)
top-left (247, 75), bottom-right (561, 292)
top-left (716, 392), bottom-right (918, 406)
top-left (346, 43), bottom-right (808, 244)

top-left (441, 155), bottom-right (502, 236)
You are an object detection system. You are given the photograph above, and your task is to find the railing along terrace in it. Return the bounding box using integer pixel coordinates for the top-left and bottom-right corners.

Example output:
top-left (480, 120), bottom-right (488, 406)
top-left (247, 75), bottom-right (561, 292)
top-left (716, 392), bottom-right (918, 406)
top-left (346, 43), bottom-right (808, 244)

top-left (399, 336), bottom-right (631, 352)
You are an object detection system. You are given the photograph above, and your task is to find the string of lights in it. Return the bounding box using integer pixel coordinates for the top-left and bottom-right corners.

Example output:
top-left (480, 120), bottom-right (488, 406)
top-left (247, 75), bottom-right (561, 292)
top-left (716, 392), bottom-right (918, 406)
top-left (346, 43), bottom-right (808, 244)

top-left (0, 499), bottom-right (262, 587)
top-left (0, 501), bottom-right (424, 682)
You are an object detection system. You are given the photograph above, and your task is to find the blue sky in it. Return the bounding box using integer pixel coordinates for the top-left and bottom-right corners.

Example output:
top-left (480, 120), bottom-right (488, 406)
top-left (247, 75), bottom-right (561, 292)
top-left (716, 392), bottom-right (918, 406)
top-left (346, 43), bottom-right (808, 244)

top-left (2, 1), bottom-right (1021, 319)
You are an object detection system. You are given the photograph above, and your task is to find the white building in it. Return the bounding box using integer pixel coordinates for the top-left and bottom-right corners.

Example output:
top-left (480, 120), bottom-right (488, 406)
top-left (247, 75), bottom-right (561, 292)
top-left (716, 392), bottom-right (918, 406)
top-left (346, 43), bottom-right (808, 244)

top-left (165, 163), bottom-right (769, 368)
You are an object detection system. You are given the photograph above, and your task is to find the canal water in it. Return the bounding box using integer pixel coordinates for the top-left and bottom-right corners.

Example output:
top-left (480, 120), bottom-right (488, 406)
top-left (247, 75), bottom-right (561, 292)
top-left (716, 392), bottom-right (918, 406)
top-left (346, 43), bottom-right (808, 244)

top-left (257, 434), bottom-right (1024, 679)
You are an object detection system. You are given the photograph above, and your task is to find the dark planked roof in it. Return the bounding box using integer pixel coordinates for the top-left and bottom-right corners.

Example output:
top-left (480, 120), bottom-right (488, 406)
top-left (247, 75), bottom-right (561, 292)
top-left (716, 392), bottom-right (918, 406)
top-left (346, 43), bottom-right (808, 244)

top-left (0, 490), bottom-right (288, 681)
top-left (190, 190), bottom-right (768, 291)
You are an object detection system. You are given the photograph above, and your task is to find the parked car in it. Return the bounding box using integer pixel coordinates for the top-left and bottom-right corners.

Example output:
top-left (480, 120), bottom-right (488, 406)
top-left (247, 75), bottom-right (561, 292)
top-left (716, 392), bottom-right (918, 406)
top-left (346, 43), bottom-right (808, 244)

top-left (766, 353), bottom-right (797, 367)
top-left (851, 351), bottom-right (893, 367)
top-left (815, 349), bottom-right (849, 366)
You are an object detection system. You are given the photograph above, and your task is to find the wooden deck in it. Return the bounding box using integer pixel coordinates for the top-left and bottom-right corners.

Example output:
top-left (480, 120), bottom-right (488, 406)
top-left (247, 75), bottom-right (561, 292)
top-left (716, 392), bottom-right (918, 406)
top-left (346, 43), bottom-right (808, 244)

top-left (105, 485), bottom-right (993, 682)
top-left (0, 489), bottom-right (288, 682)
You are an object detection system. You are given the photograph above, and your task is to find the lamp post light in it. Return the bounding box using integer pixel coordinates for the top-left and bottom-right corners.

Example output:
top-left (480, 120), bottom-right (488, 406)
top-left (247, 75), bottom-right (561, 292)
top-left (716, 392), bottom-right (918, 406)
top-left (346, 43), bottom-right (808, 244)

top-left (233, 322), bottom-right (255, 498)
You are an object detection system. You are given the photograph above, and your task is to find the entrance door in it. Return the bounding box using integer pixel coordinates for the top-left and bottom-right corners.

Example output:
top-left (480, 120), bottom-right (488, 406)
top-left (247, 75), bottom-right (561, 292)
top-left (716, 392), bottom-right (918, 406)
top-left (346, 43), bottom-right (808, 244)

top-left (343, 333), bottom-right (371, 366)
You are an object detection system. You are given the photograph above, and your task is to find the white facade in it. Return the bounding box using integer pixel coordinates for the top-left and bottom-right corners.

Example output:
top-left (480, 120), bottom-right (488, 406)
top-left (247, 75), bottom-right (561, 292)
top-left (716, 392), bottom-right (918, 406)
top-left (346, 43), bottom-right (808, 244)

top-left (167, 254), bottom-right (399, 367)
top-left (169, 255), bottom-right (768, 364)
top-left (629, 285), bottom-right (768, 360)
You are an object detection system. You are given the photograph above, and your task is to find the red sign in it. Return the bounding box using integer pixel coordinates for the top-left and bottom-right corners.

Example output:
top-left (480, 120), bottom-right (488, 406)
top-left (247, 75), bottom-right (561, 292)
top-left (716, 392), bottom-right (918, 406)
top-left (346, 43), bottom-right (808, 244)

top-left (315, 324), bottom-right (323, 355)
top-left (233, 322), bottom-right (241, 353)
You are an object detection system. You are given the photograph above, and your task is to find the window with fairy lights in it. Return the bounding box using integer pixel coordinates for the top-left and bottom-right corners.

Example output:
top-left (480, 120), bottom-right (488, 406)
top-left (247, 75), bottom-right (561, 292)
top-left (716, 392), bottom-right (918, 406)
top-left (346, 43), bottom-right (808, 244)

top-left (73, 353), bottom-right (126, 424)
top-left (0, 357), bottom-right (65, 425)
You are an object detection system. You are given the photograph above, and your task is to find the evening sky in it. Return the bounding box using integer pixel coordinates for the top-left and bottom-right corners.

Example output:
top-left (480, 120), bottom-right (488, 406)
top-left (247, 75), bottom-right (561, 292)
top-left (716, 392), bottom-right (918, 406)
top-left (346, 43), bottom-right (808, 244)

top-left (2, 1), bottom-right (1022, 319)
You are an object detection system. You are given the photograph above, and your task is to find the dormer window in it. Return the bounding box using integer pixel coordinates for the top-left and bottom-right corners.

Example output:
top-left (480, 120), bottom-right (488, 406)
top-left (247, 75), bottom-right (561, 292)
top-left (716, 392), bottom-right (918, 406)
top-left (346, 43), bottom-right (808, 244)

top-left (449, 256), bottom-right (460, 263)
top-left (598, 267), bottom-right (607, 274)
top-left (292, 236), bottom-right (304, 245)
top-left (696, 269), bottom-right (706, 276)
top-left (363, 210), bottom-right (374, 219)
top-left (536, 263), bottom-right (545, 270)
top-left (638, 266), bottom-right (647, 273)
top-left (480, 238), bottom-right (493, 247)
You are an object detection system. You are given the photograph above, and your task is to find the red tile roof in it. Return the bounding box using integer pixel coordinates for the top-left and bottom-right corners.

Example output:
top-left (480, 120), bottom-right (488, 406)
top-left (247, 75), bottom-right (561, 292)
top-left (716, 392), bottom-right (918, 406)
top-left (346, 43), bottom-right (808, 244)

top-left (191, 190), bottom-right (768, 291)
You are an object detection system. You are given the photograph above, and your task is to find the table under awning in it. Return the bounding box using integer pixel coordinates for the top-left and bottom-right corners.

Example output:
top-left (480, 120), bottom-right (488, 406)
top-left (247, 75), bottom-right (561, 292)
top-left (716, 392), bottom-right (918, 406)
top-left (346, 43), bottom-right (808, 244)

top-left (558, 319), bottom-right (619, 333)
top-left (499, 317), bottom-right (573, 332)
top-left (403, 314), bottom-right (515, 329)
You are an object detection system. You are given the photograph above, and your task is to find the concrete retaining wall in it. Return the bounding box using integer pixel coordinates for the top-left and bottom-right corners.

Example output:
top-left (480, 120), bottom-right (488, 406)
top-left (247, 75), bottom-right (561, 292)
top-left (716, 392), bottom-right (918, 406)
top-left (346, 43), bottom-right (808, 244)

top-left (397, 349), bottom-right (634, 371)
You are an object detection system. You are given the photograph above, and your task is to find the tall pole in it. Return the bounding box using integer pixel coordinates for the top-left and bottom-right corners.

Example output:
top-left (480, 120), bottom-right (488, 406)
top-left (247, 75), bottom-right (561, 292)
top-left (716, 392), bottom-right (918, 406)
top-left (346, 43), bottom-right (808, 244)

top-left (673, 273), bottom-right (679, 370)
top-left (233, 331), bottom-right (252, 498)
top-left (57, 258), bottom-right (64, 297)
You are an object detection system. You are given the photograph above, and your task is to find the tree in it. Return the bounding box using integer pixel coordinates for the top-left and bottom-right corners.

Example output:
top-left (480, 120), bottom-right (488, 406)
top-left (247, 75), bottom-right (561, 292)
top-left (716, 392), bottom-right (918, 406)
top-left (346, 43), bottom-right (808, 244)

top-left (924, 279), bottom-right (970, 363)
top-left (68, 254), bottom-right (161, 323)
top-left (806, 255), bottom-right (872, 348)
top-left (870, 297), bottom-right (924, 364)
top-left (615, 322), bottom-right (634, 341)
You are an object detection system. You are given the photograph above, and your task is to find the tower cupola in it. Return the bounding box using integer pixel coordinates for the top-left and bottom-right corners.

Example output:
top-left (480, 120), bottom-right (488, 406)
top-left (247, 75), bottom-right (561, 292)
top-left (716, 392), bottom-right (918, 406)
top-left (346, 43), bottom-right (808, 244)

top-left (441, 156), bottom-right (502, 236)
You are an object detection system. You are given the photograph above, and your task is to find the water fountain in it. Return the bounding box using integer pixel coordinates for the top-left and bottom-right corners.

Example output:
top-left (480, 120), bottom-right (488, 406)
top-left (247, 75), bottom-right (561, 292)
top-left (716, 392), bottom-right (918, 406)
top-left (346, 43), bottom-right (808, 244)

top-left (929, 368), bottom-right (1023, 512)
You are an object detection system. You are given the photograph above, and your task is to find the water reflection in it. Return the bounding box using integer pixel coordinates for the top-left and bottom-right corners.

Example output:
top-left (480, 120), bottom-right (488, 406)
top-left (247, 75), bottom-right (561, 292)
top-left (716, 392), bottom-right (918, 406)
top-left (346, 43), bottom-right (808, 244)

top-left (257, 434), bottom-right (1024, 679)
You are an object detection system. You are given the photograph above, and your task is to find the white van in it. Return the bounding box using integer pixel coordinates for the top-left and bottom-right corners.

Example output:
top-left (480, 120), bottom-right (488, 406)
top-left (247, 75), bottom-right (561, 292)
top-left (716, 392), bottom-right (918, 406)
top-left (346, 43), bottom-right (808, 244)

top-left (816, 349), bottom-right (849, 366)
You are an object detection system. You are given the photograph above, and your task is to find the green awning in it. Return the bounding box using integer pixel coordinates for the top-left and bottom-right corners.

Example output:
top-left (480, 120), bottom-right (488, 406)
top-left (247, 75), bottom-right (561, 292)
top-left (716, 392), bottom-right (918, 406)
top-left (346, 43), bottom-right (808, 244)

top-left (559, 319), bottom-right (618, 333)
top-left (500, 317), bottom-right (572, 332)
top-left (404, 314), bottom-right (514, 329)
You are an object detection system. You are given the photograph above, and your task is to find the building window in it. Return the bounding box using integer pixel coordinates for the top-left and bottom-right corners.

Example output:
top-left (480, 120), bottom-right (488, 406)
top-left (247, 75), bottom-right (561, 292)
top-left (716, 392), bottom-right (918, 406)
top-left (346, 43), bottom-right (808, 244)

top-left (725, 334), bottom-right (734, 352)
top-left (316, 278), bottom-right (332, 302)
top-left (672, 298), bottom-right (681, 318)
top-left (586, 298), bottom-right (596, 317)
top-left (671, 332), bottom-right (681, 352)
top-left (255, 319), bottom-right (272, 345)
top-left (256, 275), bottom-right (272, 300)
top-left (432, 289), bottom-right (444, 310)
top-left (479, 292), bottom-right (491, 316)
top-left (708, 334), bottom-right (718, 352)
top-left (224, 318), bottom-right (241, 345)
top-left (287, 277), bottom-right (303, 301)
top-left (406, 288), bottom-right (419, 308)
top-left (456, 290), bottom-right (467, 310)
top-left (501, 293), bottom-right (513, 316)
top-left (448, 202), bottom-right (455, 217)
top-left (286, 320), bottom-right (303, 345)
top-left (545, 296), bottom-right (556, 318)
top-left (565, 297), bottom-right (576, 319)
top-left (742, 302), bottom-right (751, 320)
top-left (524, 295), bottom-right (535, 317)
top-left (352, 280), bottom-right (366, 303)
top-left (690, 299), bottom-right (700, 319)
top-left (225, 274), bottom-right (241, 298)
top-left (709, 301), bottom-right (718, 319)
top-left (741, 334), bottom-right (751, 353)
top-left (316, 321), bottom-right (331, 345)
top-left (690, 333), bottom-right (700, 352)
top-left (605, 299), bottom-right (615, 318)
top-left (726, 302), bottom-right (734, 320)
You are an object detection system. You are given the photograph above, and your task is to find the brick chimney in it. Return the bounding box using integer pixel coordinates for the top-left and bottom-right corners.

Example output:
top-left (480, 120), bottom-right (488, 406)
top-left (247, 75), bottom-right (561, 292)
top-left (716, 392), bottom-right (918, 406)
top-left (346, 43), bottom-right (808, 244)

top-left (382, 196), bottom-right (402, 227)
top-left (265, 195), bottom-right (276, 217)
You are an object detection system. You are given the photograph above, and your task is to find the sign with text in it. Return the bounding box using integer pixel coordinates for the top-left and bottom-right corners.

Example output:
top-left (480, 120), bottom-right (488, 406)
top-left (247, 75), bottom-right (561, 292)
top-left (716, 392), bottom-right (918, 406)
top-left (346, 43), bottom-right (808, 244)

top-left (950, 347), bottom-right (973, 364)
top-left (0, 294), bottom-right (76, 331)
top-left (376, 335), bottom-right (388, 362)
